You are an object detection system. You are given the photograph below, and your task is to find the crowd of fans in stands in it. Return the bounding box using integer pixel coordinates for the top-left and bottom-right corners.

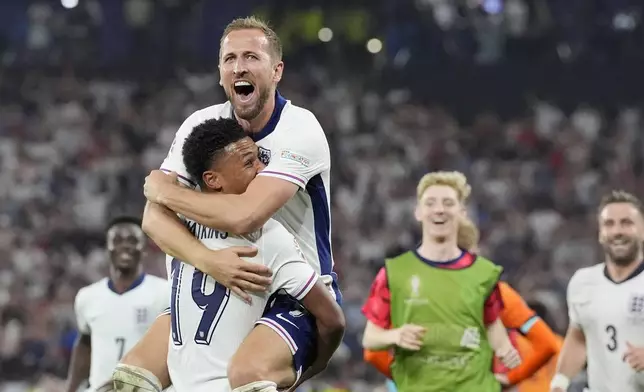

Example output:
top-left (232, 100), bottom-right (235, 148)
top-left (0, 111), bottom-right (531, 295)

top-left (1, 65), bottom-right (641, 390)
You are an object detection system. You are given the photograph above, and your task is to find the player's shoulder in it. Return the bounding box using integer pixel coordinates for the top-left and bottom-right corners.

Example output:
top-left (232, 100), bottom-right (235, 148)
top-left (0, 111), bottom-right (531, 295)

top-left (193, 102), bottom-right (231, 120)
top-left (76, 278), bottom-right (109, 303)
top-left (261, 218), bottom-right (295, 243)
top-left (280, 102), bottom-right (326, 139)
top-left (179, 102), bottom-right (231, 132)
top-left (567, 263), bottom-right (605, 295)
top-left (259, 219), bottom-right (303, 258)
top-left (569, 263), bottom-right (605, 285)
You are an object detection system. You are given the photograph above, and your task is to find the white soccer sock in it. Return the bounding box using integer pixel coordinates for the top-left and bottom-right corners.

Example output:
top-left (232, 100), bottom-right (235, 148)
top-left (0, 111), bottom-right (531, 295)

top-left (231, 380), bottom-right (278, 392)
top-left (112, 363), bottom-right (163, 392)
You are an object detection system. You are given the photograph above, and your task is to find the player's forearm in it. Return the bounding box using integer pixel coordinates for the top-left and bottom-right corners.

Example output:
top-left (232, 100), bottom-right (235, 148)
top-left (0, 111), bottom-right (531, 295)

top-left (506, 321), bottom-right (560, 385)
top-left (486, 318), bottom-right (515, 355)
top-left (555, 326), bottom-right (587, 380)
top-left (362, 323), bottom-right (397, 350)
top-left (65, 337), bottom-right (90, 392)
top-left (296, 317), bottom-right (345, 387)
top-left (158, 184), bottom-right (256, 234)
top-left (142, 201), bottom-right (211, 270)
top-left (314, 309), bottom-right (346, 366)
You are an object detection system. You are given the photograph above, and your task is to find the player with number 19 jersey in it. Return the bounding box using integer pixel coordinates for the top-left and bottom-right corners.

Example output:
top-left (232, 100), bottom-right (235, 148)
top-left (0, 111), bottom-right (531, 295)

top-left (160, 92), bottom-right (340, 304)
top-left (75, 275), bottom-right (168, 391)
top-left (166, 218), bottom-right (318, 392)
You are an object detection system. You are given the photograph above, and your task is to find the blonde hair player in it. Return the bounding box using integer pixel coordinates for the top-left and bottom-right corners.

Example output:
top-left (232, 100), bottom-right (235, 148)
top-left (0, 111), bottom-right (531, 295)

top-left (361, 171), bottom-right (521, 392)
top-left (113, 16), bottom-right (342, 392)
top-left (552, 190), bottom-right (644, 392)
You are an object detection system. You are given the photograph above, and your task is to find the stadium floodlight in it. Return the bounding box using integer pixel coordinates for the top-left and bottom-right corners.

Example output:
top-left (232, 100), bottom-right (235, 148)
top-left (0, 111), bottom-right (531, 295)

top-left (366, 38), bottom-right (382, 54)
top-left (61, 0), bottom-right (79, 9)
top-left (318, 27), bottom-right (333, 43)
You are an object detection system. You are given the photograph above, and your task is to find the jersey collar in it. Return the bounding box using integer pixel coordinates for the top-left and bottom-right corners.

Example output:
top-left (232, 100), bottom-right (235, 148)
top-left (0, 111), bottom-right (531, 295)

top-left (412, 248), bottom-right (474, 269)
top-left (603, 260), bottom-right (644, 284)
top-left (228, 90), bottom-right (287, 142)
top-left (108, 273), bottom-right (146, 295)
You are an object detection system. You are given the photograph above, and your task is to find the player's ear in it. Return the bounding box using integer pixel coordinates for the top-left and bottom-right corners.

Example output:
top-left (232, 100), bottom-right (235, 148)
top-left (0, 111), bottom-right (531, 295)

top-left (414, 203), bottom-right (423, 223)
top-left (202, 171), bottom-right (223, 192)
top-left (273, 61), bottom-right (284, 83)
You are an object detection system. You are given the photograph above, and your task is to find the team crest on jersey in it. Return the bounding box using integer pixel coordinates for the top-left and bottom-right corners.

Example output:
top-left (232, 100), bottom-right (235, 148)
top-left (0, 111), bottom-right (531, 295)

top-left (258, 147), bottom-right (271, 165)
top-left (136, 308), bottom-right (148, 324)
top-left (289, 310), bottom-right (304, 318)
top-left (627, 294), bottom-right (644, 325)
top-left (630, 294), bottom-right (644, 313)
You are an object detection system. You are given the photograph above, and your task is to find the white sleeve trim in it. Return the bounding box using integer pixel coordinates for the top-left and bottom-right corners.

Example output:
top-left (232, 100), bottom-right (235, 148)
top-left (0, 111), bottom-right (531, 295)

top-left (258, 170), bottom-right (307, 189)
top-left (160, 168), bottom-right (197, 189)
top-left (291, 271), bottom-right (318, 300)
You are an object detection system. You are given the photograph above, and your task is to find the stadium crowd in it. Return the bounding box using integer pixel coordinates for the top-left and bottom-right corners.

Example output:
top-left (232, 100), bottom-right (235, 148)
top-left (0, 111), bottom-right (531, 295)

top-left (2, 65), bottom-right (642, 390)
top-left (1, 1), bottom-right (644, 391)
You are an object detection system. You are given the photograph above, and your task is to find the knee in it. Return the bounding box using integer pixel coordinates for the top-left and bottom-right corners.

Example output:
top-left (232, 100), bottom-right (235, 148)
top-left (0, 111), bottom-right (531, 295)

top-left (118, 350), bottom-right (140, 367)
top-left (112, 364), bottom-right (163, 392)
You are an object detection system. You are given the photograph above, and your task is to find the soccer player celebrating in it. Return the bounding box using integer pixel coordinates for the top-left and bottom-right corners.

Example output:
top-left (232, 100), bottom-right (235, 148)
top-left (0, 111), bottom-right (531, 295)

top-left (361, 171), bottom-right (520, 392)
top-left (552, 190), bottom-right (644, 392)
top-left (364, 281), bottom-right (561, 391)
top-left (113, 16), bottom-right (341, 392)
top-left (160, 117), bottom-right (344, 392)
top-left (66, 217), bottom-right (168, 392)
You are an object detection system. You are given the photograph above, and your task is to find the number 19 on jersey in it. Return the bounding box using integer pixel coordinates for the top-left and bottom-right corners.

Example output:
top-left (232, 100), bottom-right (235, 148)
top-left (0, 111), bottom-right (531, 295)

top-left (170, 258), bottom-right (230, 346)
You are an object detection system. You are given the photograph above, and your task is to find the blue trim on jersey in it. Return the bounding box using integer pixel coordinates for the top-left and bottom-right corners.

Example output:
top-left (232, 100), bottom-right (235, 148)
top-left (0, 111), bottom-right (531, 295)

top-left (250, 91), bottom-right (287, 142)
top-left (107, 273), bottom-right (145, 295)
top-left (306, 174), bottom-right (342, 305)
top-left (519, 315), bottom-right (539, 334)
top-left (386, 379), bottom-right (398, 392)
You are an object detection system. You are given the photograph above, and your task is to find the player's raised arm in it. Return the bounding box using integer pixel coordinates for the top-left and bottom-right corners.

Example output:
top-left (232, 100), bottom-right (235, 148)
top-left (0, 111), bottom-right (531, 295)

top-left (145, 173), bottom-right (298, 235)
top-left (143, 114), bottom-right (271, 300)
top-left (65, 290), bottom-right (92, 392)
top-left (144, 114), bottom-right (329, 235)
top-left (551, 272), bottom-right (588, 392)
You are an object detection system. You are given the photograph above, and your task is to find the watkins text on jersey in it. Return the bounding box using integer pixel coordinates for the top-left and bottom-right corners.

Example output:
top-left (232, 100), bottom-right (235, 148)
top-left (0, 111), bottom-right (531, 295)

top-left (185, 220), bottom-right (229, 240)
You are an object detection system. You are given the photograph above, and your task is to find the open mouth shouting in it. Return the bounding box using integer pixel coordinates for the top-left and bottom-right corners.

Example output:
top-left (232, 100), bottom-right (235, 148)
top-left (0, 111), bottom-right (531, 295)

top-left (233, 80), bottom-right (256, 104)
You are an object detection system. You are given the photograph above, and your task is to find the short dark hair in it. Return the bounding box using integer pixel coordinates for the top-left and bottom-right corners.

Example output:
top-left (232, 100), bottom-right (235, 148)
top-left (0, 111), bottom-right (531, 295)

top-left (598, 189), bottom-right (644, 215)
top-left (105, 216), bottom-right (142, 234)
top-left (182, 118), bottom-right (247, 183)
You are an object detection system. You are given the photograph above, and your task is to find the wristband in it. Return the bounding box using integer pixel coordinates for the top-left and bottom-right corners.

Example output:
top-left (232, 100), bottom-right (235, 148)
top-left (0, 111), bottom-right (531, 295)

top-left (550, 374), bottom-right (570, 390)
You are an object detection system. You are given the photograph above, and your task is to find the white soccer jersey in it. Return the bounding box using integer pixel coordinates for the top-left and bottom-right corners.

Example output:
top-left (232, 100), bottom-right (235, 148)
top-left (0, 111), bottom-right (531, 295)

top-left (74, 274), bottom-right (169, 391)
top-left (160, 93), bottom-right (339, 302)
top-left (567, 263), bottom-right (644, 392)
top-left (166, 218), bottom-right (318, 392)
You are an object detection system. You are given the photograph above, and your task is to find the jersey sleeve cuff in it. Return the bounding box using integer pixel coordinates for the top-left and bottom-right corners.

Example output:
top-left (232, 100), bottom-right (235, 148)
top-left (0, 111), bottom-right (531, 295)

top-left (519, 315), bottom-right (539, 334)
top-left (291, 271), bottom-right (318, 300)
top-left (160, 168), bottom-right (197, 189)
top-left (258, 170), bottom-right (307, 189)
top-left (158, 307), bottom-right (171, 317)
